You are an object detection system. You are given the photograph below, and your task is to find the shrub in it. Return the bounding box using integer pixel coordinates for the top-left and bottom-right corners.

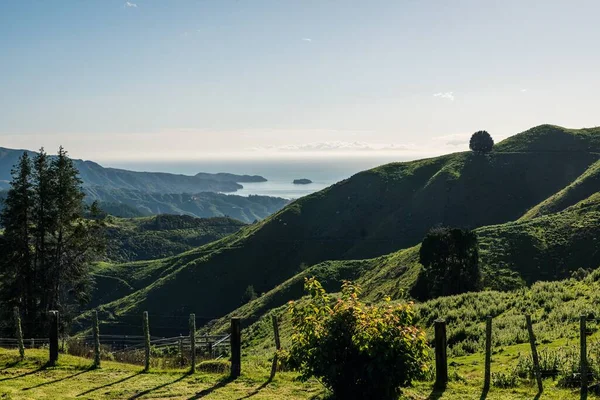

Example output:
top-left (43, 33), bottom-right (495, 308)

top-left (286, 278), bottom-right (429, 400)
top-left (492, 370), bottom-right (519, 388)
top-left (469, 130), bottom-right (494, 154)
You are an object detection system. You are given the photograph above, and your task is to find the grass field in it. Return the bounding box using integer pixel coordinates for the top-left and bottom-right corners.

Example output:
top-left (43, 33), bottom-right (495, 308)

top-left (0, 345), bottom-right (589, 399)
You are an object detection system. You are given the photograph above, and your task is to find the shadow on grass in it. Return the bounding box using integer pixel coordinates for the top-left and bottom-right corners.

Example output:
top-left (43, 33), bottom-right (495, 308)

top-left (236, 376), bottom-right (273, 399)
top-left (428, 384), bottom-right (446, 400)
top-left (128, 372), bottom-right (190, 400)
top-left (479, 386), bottom-right (489, 400)
top-left (22, 367), bottom-right (92, 391)
top-left (77, 371), bottom-right (143, 397)
top-left (187, 376), bottom-right (234, 399)
top-left (0, 359), bottom-right (23, 371)
top-left (0, 361), bottom-right (51, 382)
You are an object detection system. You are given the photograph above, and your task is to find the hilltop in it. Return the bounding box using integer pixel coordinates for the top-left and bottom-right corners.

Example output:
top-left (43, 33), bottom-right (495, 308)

top-left (84, 125), bottom-right (600, 331)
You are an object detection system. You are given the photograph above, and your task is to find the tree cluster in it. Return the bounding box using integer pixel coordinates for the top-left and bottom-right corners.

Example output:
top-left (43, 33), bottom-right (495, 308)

top-left (413, 226), bottom-right (482, 300)
top-left (0, 148), bottom-right (105, 336)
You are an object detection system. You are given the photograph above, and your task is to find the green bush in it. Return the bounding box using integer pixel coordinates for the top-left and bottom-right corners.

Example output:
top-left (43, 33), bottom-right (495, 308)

top-left (286, 278), bottom-right (429, 400)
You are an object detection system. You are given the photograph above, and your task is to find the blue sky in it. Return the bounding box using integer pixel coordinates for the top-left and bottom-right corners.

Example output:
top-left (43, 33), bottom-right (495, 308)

top-left (1, 0), bottom-right (599, 161)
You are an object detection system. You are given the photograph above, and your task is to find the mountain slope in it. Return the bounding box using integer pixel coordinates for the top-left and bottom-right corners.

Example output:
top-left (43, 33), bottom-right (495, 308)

top-left (84, 186), bottom-right (288, 223)
top-left (105, 214), bottom-right (246, 263)
top-left (520, 159), bottom-right (600, 220)
top-left (0, 147), bottom-right (266, 194)
top-left (203, 192), bottom-right (600, 336)
top-left (87, 125), bottom-right (600, 327)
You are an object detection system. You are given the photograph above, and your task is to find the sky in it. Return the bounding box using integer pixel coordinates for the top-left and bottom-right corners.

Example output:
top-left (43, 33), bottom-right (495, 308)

top-left (1, 0), bottom-right (599, 163)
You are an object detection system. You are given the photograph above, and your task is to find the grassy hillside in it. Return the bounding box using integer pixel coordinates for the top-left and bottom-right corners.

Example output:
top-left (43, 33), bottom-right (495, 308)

top-left (202, 192), bottom-right (600, 341)
top-left (520, 159), bottom-right (600, 220)
top-left (105, 214), bottom-right (246, 263)
top-left (85, 186), bottom-right (289, 223)
top-left (84, 125), bottom-right (600, 331)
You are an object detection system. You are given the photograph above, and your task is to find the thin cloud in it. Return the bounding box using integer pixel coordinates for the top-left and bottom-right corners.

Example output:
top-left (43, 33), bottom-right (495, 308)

top-left (124, 1), bottom-right (138, 7)
top-left (521, 88), bottom-right (528, 92)
top-left (302, 38), bottom-right (312, 42)
top-left (433, 92), bottom-right (455, 101)
top-left (252, 141), bottom-right (419, 153)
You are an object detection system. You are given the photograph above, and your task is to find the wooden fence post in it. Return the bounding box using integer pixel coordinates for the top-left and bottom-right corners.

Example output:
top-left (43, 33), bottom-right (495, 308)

top-left (484, 315), bottom-right (492, 391)
top-left (231, 317), bottom-right (241, 378)
top-left (93, 310), bottom-right (101, 368)
top-left (525, 315), bottom-right (543, 393)
top-left (13, 307), bottom-right (25, 360)
top-left (580, 315), bottom-right (588, 397)
top-left (269, 315), bottom-right (282, 380)
top-left (179, 335), bottom-right (184, 367)
top-left (189, 314), bottom-right (196, 373)
top-left (49, 310), bottom-right (59, 366)
top-left (142, 311), bottom-right (150, 372)
top-left (434, 319), bottom-right (448, 389)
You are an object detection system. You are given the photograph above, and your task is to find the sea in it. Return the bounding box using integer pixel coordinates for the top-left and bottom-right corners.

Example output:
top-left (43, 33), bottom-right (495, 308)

top-left (104, 155), bottom-right (411, 200)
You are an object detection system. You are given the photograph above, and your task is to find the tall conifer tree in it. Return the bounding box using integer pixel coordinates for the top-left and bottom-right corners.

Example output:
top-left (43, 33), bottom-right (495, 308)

top-left (0, 153), bottom-right (34, 319)
top-left (0, 147), bottom-right (105, 336)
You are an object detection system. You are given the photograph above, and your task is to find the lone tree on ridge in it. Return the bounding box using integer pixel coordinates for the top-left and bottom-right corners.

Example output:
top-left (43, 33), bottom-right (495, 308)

top-left (469, 130), bottom-right (494, 154)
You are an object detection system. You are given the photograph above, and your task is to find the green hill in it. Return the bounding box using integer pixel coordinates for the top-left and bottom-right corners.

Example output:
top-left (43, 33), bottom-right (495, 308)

top-left (520, 159), bottom-right (600, 220)
top-left (105, 214), bottom-right (246, 263)
top-left (85, 186), bottom-right (289, 223)
top-left (201, 190), bottom-right (600, 338)
top-left (84, 125), bottom-right (600, 332)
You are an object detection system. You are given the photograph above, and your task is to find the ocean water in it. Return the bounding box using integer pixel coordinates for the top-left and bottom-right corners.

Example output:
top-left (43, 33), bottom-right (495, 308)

top-left (104, 155), bottom-right (410, 199)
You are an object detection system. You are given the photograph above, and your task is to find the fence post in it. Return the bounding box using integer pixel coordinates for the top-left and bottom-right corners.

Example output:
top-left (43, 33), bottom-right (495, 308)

top-left (269, 315), bottom-right (282, 380)
top-left (580, 315), bottom-right (588, 397)
top-left (434, 319), bottom-right (447, 389)
top-left (179, 335), bottom-right (184, 367)
top-left (525, 315), bottom-right (543, 393)
top-left (49, 310), bottom-right (59, 366)
top-left (231, 317), bottom-right (241, 378)
top-left (142, 311), bottom-right (150, 372)
top-left (92, 310), bottom-right (101, 368)
top-left (189, 314), bottom-right (196, 373)
top-left (484, 315), bottom-right (492, 392)
top-left (13, 307), bottom-right (25, 360)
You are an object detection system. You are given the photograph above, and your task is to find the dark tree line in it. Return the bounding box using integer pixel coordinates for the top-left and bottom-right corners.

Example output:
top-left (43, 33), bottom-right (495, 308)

top-left (0, 148), bottom-right (105, 336)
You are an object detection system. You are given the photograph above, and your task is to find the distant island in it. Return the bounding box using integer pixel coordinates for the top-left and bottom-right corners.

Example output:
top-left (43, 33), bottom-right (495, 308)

top-left (293, 179), bottom-right (313, 185)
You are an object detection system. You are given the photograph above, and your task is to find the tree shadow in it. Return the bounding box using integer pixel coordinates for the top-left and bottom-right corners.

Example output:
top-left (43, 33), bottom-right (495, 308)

top-left (22, 368), bottom-right (91, 390)
top-left (479, 386), bottom-right (489, 400)
top-left (236, 377), bottom-right (273, 399)
top-left (77, 371), bottom-right (143, 397)
top-left (428, 384), bottom-right (446, 400)
top-left (128, 372), bottom-right (190, 400)
top-left (0, 361), bottom-right (50, 382)
top-left (0, 359), bottom-right (23, 371)
top-left (187, 376), bottom-right (234, 399)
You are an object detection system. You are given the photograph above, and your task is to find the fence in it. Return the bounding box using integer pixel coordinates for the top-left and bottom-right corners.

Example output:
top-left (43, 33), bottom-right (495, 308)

top-left (9, 308), bottom-right (594, 394)
top-left (3, 308), bottom-right (248, 377)
top-left (433, 314), bottom-right (594, 397)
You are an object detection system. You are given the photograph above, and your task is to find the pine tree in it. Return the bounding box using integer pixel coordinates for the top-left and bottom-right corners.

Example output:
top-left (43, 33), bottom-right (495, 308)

top-left (32, 147), bottom-right (55, 324)
top-left (0, 153), bottom-right (34, 322)
top-left (48, 147), bottom-right (105, 328)
top-left (1, 147), bottom-right (105, 336)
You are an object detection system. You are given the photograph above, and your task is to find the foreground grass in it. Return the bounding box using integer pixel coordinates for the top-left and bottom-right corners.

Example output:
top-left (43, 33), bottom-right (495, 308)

top-left (0, 346), bottom-right (588, 399)
top-left (0, 348), bottom-right (323, 399)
